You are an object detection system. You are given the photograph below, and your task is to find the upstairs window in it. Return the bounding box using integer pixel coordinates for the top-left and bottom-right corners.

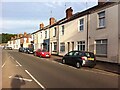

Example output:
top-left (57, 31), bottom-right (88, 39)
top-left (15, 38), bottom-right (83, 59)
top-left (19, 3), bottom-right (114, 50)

top-left (61, 25), bottom-right (64, 35)
top-left (98, 11), bottom-right (105, 28)
top-left (53, 27), bottom-right (57, 37)
top-left (45, 31), bottom-right (47, 38)
top-left (79, 18), bottom-right (84, 31)
top-left (40, 32), bottom-right (42, 38)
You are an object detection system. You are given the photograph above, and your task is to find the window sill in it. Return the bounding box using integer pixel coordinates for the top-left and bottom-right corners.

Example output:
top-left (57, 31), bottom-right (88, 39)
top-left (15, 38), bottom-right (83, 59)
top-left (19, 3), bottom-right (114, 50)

top-left (52, 50), bottom-right (57, 52)
top-left (96, 26), bottom-right (106, 30)
top-left (60, 51), bottom-right (65, 53)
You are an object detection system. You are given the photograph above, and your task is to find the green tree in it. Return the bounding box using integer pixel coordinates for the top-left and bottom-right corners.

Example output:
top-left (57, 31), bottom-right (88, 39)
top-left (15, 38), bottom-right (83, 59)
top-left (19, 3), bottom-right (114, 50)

top-left (1, 33), bottom-right (16, 43)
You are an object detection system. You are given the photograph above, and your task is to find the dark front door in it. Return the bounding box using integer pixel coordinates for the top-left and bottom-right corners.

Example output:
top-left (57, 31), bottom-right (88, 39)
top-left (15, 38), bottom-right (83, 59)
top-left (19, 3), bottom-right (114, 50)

top-left (67, 42), bottom-right (70, 53)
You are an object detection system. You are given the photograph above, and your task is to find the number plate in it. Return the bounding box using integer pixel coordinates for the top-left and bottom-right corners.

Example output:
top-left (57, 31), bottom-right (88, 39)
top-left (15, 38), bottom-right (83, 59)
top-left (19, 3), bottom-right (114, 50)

top-left (88, 58), bottom-right (94, 60)
top-left (46, 55), bottom-right (49, 57)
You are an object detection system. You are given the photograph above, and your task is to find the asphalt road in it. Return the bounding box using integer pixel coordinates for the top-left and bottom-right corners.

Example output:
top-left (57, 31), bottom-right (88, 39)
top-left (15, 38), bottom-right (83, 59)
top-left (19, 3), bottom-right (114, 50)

top-left (2, 50), bottom-right (119, 89)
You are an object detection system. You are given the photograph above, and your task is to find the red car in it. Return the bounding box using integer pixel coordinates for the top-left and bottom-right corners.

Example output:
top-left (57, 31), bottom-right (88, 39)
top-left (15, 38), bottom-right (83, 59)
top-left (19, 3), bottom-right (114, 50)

top-left (34, 49), bottom-right (51, 58)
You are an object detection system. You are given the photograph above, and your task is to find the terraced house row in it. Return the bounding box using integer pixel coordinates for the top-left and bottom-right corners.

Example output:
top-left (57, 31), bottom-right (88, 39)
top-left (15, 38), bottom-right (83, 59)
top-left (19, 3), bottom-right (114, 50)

top-left (7, 1), bottom-right (120, 64)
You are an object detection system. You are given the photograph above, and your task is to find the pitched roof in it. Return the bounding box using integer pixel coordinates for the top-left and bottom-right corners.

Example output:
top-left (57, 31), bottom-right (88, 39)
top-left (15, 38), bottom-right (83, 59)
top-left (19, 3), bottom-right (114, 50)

top-left (59, 2), bottom-right (116, 25)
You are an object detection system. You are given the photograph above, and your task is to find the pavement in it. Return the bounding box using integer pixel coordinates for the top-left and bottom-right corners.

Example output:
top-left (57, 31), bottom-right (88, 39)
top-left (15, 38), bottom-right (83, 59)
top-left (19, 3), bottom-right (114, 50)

top-left (51, 55), bottom-right (120, 75)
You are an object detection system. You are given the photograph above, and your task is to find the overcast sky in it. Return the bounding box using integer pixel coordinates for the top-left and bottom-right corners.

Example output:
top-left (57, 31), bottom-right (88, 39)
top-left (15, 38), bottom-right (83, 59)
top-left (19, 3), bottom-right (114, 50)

top-left (0, 0), bottom-right (98, 34)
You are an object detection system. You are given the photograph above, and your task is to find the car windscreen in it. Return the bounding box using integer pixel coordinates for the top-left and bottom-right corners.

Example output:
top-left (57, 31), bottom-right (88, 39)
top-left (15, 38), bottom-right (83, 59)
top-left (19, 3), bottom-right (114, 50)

top-left (42, 50), bottom-right (47, 52)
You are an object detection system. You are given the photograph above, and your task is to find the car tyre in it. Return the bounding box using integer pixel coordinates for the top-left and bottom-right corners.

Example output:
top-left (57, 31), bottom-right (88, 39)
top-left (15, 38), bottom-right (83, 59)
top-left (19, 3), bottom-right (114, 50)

top-left (62, 59), bottom-right (66, 64)
top-left (76, 62), bottom-right (81, 68)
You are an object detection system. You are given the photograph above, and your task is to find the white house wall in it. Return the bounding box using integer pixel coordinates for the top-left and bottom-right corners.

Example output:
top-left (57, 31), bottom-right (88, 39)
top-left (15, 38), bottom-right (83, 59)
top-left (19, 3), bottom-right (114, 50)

top-left (89, 4), bottom-right (119, 63)
top-left (59, 16), bottom-right (88, 56)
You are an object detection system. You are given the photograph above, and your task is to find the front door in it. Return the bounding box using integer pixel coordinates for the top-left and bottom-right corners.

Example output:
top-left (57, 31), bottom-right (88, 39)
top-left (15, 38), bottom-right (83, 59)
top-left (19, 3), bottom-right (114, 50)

top-left (67, 42), bottom-right (70, 53)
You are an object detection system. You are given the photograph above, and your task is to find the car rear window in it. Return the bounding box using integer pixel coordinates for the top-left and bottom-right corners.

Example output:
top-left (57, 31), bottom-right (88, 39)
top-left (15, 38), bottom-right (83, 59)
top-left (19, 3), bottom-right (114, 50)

top-left (84, 52), bottom-right (95, 58)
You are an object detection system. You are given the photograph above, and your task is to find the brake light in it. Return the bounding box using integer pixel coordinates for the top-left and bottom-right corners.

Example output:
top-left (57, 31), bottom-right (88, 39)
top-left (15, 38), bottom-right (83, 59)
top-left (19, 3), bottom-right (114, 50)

top-left (81, 56), bottom-right (87, 60)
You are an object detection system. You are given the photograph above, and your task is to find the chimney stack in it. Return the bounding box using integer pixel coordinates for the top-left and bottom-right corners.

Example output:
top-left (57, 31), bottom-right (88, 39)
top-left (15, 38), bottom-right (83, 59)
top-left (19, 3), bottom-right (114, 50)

top-left (66, 7), bottom-right (73, 19)
top-left (24, 32), bottom-right (27, 37)
top-left (19, 34), bottom-right (23, 38)
top-left (98, 0), bottom-right (107, 5)
top-left (49, 17), bottom-right (55, 25)
top-left (40, 23), bottom-right (44, 29)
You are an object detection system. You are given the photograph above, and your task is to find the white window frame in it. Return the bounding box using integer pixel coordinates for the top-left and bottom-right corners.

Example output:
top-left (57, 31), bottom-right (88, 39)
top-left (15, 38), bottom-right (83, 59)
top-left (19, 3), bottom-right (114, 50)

top-left (45, 31), bottom-right (47, 38)
top-left (77, 41), bottom-right (85, 51)
top-left (53, 27), bottom-right (57, 37)
top-left (40, 32), bottom-right (42, 38)
top-left (98, 11), bottom-right (105, 28)
top-left (60, 42), bottom-right (65, 52)
top-left (53, 42), bottom-right (57, 51)
top-left (96, 39), bottom-right (107, 56)
top-left (61, 25), bottom-right (64, 35)
top-left (79, 18), bottom-right (84, 31)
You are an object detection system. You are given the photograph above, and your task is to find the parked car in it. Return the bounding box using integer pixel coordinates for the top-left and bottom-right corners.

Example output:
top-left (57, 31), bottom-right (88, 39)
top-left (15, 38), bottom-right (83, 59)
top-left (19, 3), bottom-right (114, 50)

top-left (19, 47), bottom-right (25, 52)
top-left (23, 48), bottom-right (29, 53)
top-left (34, 49), bottom-right (51, 58)
top-left (26, 48), bottom-right (34, 54)
top-left (3, 46), bottom-right (12, 50)
top-left (62, 51), bottom-right (96, 68)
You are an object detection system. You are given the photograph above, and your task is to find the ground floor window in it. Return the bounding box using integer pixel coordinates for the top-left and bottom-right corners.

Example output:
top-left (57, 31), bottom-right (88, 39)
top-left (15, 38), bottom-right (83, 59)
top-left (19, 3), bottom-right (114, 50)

top-left (60, 43), bottom-right (65, 52)
top-left (53, 42), bottom-right (57, 51)
top-left (96, 39), bottom-right (107, 56)
top-left (77, 41), bottom-right (85, 51)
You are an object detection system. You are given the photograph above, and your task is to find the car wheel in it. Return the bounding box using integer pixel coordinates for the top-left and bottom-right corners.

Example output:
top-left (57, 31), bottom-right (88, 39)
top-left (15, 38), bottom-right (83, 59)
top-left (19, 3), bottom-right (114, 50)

top-left (62, 59), bottom-right (65, 64)
top-left (76, 62), bottom-right (81, 68)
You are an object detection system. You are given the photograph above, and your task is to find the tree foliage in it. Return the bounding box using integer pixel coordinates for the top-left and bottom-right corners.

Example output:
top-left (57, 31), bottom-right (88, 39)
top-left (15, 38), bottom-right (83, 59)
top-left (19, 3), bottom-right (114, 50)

top-left (0, 33), bottom-right (16, 44)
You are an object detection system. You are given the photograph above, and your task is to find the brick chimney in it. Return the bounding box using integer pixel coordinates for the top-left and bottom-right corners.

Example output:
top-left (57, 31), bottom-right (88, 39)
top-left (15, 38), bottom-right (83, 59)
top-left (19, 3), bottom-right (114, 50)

top-left (19, 34), bottom-right (23, 38)
top-left (40, 23), bottom-right (44, 29)
top-left (49, 17), bottom-right (55, 25)
top-left (24, 32), bottom-right (27, 37)
top-left (66, 7), bottom-right (73, 19)
top-left (98, 0), bottom-right (107, 5)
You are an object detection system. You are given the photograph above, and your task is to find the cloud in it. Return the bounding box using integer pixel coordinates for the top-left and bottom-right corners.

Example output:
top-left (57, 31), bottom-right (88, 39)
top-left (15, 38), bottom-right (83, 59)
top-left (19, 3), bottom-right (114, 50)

top-left (45, 3), bottom-right (56, 8)
top-left (1, 0), bottom-right (98, 2)
top-left (0, 19), bottom-right (49, 34)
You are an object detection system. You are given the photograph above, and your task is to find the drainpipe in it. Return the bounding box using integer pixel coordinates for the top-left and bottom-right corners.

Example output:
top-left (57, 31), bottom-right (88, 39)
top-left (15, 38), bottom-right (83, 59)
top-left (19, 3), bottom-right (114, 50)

top-left (86, 12), bottom-right (89, 51)
top-left (57, 25), bottom-right (59, 55)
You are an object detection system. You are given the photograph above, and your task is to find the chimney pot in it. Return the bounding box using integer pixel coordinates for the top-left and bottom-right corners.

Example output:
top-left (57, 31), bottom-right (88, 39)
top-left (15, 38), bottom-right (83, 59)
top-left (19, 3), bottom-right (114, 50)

top-left (49, 17), bottom-right (55, 25)
top-left (66, 7), bottom-right (73, 19)
top-left (98, 0), bottom-right (107, 5)
top-left (40, 23), bottom-right (44, 29)
top-left (24, 32), bottom-right (27, 37)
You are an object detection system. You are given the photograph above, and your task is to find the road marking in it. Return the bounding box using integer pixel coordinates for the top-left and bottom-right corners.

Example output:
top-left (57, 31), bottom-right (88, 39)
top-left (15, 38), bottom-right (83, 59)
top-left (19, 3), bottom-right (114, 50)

top-left (58, 63), bottom-right (63, 65)
top-left (9, 75), bottom-right (32, 82)
top-left (9, 56), bottom-right (14, 60)
top-left (2, 62), bottom-right (6, 68)
top-left (15, 61), bottom-right (22, 66)
top-left (25, 70), bottom-right (45, 90)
